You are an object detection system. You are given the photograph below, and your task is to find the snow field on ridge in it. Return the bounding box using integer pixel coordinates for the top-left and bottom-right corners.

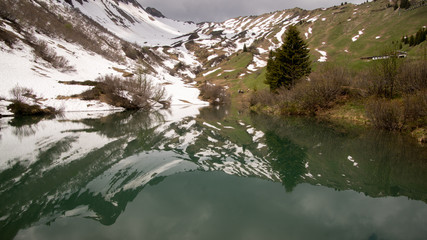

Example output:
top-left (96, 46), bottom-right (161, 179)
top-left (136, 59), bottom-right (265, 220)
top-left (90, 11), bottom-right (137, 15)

top-left (70, 0), bottom-right (197, 46)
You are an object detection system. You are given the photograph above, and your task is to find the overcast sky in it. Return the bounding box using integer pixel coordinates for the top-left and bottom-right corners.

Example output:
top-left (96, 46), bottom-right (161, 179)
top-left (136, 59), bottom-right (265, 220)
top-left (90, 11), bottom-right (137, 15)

top-left (139, 0), bottom-right (367, 22)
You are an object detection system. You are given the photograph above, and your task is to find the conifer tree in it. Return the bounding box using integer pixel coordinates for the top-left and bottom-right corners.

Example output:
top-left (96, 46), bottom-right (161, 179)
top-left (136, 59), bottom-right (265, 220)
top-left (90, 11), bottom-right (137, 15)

top-left (265, 25), bottom-right (311, 91)
top-left (400, 0), bottom-right (411, 9)
top-left (409, 35), bottom-right (415, 46)
top-left (265, 50), bottom-right (281, 90)
top-left (243, 44), bottom-right (248, 52)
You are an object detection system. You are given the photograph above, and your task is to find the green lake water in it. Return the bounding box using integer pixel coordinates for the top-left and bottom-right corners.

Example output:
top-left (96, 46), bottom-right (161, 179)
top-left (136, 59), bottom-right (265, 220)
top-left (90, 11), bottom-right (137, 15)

top-left (0, 107), bottom-right (426, 240)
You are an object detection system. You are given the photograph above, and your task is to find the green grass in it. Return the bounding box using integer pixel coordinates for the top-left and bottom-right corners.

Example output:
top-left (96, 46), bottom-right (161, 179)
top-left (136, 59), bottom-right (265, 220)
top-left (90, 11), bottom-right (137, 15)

top-left (242, 68), bottom-right (268, 91)
top-left (225, 52), bottom-right (253, 69)
top-left (306, 2), bottom-right (427, 69)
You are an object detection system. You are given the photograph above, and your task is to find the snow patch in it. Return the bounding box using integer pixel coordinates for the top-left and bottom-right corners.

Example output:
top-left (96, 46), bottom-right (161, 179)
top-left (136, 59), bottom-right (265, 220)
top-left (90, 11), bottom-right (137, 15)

top-left (203, 67), bottom-right (221, 77)
top-left (203, 122), bottom-right (221, 131)
top-left (307, 15), bottom-right (320, 23)
top-left (347, 155), bottom-right (359, 167)
top-left (208, 136), bottom-right (218, 143)
top-left (207, 54), bottom-right (218, 61)
top-left (0, 100), bottom-right (13, 116)
top-left (315, 49), bottom-right (327, 62)
top-left (352, 29), bottom-right (365, 42)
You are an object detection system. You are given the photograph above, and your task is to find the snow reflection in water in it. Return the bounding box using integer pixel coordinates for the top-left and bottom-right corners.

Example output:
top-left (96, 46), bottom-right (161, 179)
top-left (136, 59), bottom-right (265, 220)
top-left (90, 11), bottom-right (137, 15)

top-left (0, 106), bottom-right (427, 240)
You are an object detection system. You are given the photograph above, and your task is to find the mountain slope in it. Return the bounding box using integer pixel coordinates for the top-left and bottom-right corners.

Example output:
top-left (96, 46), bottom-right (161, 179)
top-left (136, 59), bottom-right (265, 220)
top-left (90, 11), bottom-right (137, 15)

top-left (0, 0), bottom-right (207, 116)
top-left (1, 0), bottom-right (426, 116)
top-left (186, 0), bottom-right (427, 94)
top-left (66, 0), bottom-right (197, 46)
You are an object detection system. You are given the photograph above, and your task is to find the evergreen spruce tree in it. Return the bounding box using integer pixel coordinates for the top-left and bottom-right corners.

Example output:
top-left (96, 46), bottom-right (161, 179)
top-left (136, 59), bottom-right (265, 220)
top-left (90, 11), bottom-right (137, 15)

top-left (415, 30), bottom-right (422, 45)
top-left (409, 35), bottom-right (415, 46)
top-left (265, 25), bottom-right (311, 91)
top-left (404, 35), bottom-right (409, 44)
top-left (243, 44), bottom-right (248, 52)
top-left (400, 0), bottom-right (411, 9)
top-left (265, 50), bottom-right (281, 90)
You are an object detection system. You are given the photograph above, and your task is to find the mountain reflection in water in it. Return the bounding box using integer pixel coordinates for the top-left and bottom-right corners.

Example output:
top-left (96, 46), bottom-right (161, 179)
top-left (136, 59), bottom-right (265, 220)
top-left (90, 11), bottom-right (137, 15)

top-left (0, 107), bottom-right (426, 240)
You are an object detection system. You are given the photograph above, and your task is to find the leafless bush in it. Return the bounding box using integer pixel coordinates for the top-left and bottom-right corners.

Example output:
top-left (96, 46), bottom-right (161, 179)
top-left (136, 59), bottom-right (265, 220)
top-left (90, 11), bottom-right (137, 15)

top-left (95, 74), bottom-right (171, 109)
top-left (7, 86), bottom-right (59, 116)
top-left (9, 85), bottom-right (35, 102)
top-left (247, 45), bottom-right (260, 55)
top-left (397, 60), bottom-right (427, 94)
top-left (403, 90), bottom-right (427, 127)
top-left (32, 40), bottom-right (75, 72)
top-left (0, 28), bottom-right (18, 48)
top-left (356, 59), bottom-right (427, 98)
top-left (349, 70), bottom-right (373, 98)
top-left (122, 41), bottom-right (143, 60)
top-left (249, 89), bottom-right (276, 106)
top-left (196, 48), bottom-right (210, 60)
top-left (174, 62), bottom-right (188, 72)
top-left (366, 98), bottom-right (403, 130)
top-left (200, 82), bottom-right (230, 105)
top-left (291, 65), bottom-right (350, 113)
top-left (249, 65), bottom-right (350, 115)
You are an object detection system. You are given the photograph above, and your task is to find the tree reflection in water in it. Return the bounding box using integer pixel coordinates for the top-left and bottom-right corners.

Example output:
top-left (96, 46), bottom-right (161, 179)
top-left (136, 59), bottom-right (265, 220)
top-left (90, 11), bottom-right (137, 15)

top-left (1, 108), bottom-right (427, 240)
top-left (265, 131), bottom-right (307, 192)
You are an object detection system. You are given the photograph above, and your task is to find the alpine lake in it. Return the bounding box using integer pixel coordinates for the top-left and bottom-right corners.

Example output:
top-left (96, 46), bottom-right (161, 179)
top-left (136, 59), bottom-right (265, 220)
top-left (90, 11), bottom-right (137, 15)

top-left (1, 106), bottom-right (427, 240)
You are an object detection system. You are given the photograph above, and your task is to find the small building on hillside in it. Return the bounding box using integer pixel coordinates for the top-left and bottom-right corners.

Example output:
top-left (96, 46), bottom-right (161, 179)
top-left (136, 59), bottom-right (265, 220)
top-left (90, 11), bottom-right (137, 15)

top-left (360, 51), bottom-right (407, 61)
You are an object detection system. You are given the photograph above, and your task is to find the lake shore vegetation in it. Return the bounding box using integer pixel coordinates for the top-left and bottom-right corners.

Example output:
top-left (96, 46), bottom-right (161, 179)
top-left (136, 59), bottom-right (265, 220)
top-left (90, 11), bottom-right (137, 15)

top-left (249, 58), bottom-right (427, 142)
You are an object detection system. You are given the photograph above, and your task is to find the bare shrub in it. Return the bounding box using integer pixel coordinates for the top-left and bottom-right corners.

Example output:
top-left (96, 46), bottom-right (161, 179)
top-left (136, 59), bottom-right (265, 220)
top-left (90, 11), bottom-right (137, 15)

top-left (357, 68), bottom-right (382, 97)
top-left (397, 60), bottom-right (427, 94)
top-left (247, 45), bottom-right (260, 55)
top-left (403, 90), bottom-right (427, 127)
top-left (122, 41), bottom-right (144, 60)
top-left (7, 101), bottom-right (57, 116)
top-left (9, 85), bottom-right (35, 102)
top-left (200, 82), bottom-right (230, 105)
top-left (196, 48), bottom-right (210, 60)
top-left (292, 65), bottom-right (350, 113)
top-left (249, 89), bottom-right (275, 106)
top-left (32, 40), bottom-right (74, 72)
top-left (7, 86), bottom-right (59, 116)
top-left (249, 65), bottom-right (350, 115)
top-left (366, 98), bottom-right (403, 130)
top-left (0, 28), bottom-right (18, 48)
top-left (173, 62), bottom-right (188, 73)
top-left (93, 74), bottom-right (171, 109)
top-left (350, 70), bottom-right (373, 98)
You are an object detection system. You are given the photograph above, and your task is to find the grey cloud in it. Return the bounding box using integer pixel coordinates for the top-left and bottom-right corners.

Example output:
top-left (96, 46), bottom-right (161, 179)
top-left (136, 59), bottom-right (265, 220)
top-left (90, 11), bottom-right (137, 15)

top-left (139, 0), bottom-right (366, 22)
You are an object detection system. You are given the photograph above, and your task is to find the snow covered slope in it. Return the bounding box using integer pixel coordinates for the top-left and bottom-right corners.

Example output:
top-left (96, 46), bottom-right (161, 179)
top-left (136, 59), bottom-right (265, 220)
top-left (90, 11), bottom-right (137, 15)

top-left (0, 32), bottom-right (126, 113)
top-left (185, 9), bottom-right (322, 78)
top-left (0, 0), bottom-right (207, 115)
top-left (65, 0), bottom-right (197, 46)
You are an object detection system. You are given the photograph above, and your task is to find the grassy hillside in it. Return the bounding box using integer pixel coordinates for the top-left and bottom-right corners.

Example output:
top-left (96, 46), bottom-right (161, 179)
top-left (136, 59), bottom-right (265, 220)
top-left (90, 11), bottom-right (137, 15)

top-left (305, 0), bottom-right (427, 68)
top-left (194, 0), bottom-right (427, 93)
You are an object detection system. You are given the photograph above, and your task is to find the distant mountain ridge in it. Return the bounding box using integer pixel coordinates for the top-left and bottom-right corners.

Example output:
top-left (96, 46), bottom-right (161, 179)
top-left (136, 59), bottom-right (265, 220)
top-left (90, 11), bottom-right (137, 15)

top-left (145, 7), bottom-right (166, 18)
top-left (58, 0), bottom-right (196, 46)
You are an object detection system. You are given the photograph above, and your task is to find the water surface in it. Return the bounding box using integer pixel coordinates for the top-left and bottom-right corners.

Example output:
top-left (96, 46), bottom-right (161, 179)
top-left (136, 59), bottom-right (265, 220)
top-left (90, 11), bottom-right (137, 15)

top-left (1, 107), bottom-right (426, 240)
